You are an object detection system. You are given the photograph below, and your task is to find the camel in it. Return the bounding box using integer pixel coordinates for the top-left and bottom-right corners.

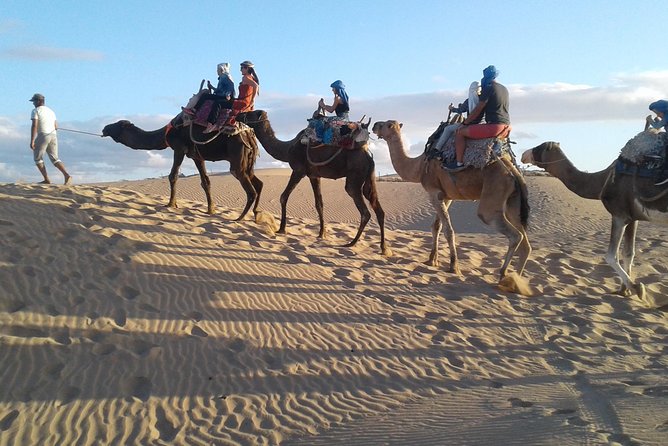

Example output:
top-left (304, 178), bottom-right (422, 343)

top-left (521, 141), bottom-right (668, 300)
top-left (102, 117), bottom-right (262, 220)
top-left (238, 110), bottom-right (389, 255)
top-left (372, 120), bottom-right (531, 280)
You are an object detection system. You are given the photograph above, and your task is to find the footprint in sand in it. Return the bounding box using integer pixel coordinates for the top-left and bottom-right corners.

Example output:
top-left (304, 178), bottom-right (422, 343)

top-left (42, 362), bottom-right (65, 379)
top-left (114, 308), bottom-right (127, 327)
top-left (130, 339), bottom-right (158, 357)
top-left (0, 410), bottom-right (19, 431)
top-left (566, 415), bottom-right (590, 426)
top-left (391, 312), bottom-right (408, 324)
top-left (190, 326), bottom-right (209, 338)
top-left (1, 299), bottom-right (26, 313)
top-left (92, 343), bottom-right (116, 356)
top-left (443, 352), bottom-right (464, 369)
top-left (154, 406), bottom-right (178, 442)
top-left (508, 397), bottom-right (534, 408)
top-left (551, 408), bottom-right (577, 415)
top-left (51, 330), bottom-right (71, 345)
top-left (187, 311), bottom-right (203, 322)
top-left (120, 286), bottom-right (140, 300)
top-left (123, 376), bottom-right (152, 401)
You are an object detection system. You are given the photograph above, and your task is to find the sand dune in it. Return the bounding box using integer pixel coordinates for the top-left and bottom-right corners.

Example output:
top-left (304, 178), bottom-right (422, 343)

top-left (0, 171), bottom-right (666, 445)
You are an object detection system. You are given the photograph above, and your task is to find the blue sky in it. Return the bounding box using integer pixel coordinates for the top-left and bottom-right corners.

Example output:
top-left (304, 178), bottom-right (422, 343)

top-left (1, 1), bottom-right (667, 183)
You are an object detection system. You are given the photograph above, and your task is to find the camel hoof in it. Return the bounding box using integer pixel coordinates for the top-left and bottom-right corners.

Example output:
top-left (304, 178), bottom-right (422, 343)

top-left (382, 247), bottom-right (393, 257)
top-left (617, 285), bottom-right (633, 297)
top-left (449, 266), bottom-right (462, 276)
top-left (425, 259), bottom-right (439, 268)
top-left (634, 282), bottom-right (646, 301)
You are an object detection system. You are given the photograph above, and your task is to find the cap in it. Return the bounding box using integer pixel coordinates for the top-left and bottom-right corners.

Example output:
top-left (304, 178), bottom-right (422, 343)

top-left (29, 93), bottom-right (45, 102)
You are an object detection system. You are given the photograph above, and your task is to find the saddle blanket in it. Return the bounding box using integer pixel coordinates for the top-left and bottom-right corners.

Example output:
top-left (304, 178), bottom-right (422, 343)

top-left (193, 100), bottom-right (233, 128)
top-left (302, 116), bottom-right (369, 149)
top-left (425, 130), bottom-right (512, 169)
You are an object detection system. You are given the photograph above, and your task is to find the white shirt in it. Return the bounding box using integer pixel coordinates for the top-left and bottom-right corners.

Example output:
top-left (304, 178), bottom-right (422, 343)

top-left (31, 105), bottom-right (57, 135)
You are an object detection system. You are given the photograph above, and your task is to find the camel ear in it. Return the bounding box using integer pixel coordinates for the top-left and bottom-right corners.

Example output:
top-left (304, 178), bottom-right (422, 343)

top-left (399, 123), bottom-right (403, 129)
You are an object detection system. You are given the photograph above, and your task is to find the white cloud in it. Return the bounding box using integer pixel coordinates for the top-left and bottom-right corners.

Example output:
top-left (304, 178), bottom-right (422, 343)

top-left (1, 45), bottom-right (104, 61)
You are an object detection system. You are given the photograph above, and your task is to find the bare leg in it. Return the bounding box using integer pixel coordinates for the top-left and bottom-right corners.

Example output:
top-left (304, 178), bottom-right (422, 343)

top-left (36, 162), bottom-right (50, 184)
top-left (54, 161), bottom-right (71, 185)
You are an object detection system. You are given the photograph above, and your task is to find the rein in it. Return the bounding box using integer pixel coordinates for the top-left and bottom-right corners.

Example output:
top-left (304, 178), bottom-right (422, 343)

top-left (305, 140), bottom-right (343, 166)
top-left (58, 127), bottom-right (103, 137)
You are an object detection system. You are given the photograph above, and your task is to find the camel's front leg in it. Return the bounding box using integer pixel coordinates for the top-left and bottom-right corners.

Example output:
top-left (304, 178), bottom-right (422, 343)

top-left (309, 177), bottom-right (326, 238)
top-left (343, 178), bottom-right (370, 247)
top-left (428, 195), bottom-right (459, 274)
top-left (362, 175), bottom-right (390, 256)
top-left (278, 171), bottom-right (306, 234)
top-left (193, 156), bottom-right (215, 215)
top-left (167, 151), bottom-right (186, 209)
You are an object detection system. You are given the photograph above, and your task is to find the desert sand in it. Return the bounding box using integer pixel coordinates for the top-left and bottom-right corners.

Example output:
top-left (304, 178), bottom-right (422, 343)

top-left (0, 169), bottom-right (666, 445)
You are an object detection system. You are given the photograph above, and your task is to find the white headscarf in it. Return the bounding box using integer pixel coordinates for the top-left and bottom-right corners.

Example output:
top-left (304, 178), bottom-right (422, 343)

top-left (468, 81), bottom-right (480, 114)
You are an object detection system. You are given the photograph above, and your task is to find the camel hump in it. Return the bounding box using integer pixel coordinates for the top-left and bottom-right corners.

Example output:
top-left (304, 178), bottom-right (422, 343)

top-left (619, 130), bottom-right (664, 163)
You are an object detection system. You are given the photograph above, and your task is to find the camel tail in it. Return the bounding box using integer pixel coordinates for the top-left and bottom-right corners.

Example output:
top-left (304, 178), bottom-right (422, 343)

top-left (505, 158), bottom-right (530, 229)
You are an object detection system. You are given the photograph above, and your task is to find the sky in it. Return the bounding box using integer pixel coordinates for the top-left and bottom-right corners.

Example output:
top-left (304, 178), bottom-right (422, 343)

top-left (1, 0), bottom-right (667, 184)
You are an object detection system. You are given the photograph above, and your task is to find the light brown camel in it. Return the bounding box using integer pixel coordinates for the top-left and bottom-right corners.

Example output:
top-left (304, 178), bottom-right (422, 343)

top-left (522, 141), bottom-right (667, 300)
top-left (102, 117), bottom-right (262, 220)
top-left (372, 120), bottom-right (531, 279)
top-left (238, 110), bottom-right (389, 255)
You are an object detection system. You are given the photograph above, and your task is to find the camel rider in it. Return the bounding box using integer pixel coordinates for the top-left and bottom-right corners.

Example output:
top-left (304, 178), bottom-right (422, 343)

top-left (319, 80), bottom-right (350, 120)
top-left (448, 65), bottom-right (510, 170)
top-left (433, 81), bottom-right (482, 151)
top-left (648, 99), bottom-right (668, 185)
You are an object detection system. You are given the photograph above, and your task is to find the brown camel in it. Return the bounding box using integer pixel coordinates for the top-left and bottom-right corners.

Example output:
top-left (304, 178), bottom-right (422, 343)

top-left (238, 110), bottom-right (389, 256)
top-left (522, 141), bottom-right (666, 300)
top-left (102, 117), bottom-right (262, 220)
top-left (372, 120), bottom-right (531, 279)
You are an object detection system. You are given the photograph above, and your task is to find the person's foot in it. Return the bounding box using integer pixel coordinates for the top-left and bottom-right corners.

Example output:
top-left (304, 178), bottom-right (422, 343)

top-left (64, 175), bottom-right (72, 185)
top-left (38, 180), bottom-right (50, 184)
top-left (181, 107), bottom-right (195, 116)
top-left (444, 160), bottom-right (465, 171)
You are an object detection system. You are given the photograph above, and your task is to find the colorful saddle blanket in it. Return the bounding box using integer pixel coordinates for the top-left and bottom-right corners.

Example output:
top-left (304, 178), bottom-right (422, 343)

top-left (424, 124), bottom-right (514, 169)
top-left (302, 116), bottom-right (369, 149)
top-left (615, 130), bottom-right (667, 178)
top-left (193, 99), bottom-right (233, 128)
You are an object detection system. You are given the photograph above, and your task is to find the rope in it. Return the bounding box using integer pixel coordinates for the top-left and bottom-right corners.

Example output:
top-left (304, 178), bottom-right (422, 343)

top-left (306, 140), bottom-right (343, 166)
top-left (58, 127), bottom-right (102, 137)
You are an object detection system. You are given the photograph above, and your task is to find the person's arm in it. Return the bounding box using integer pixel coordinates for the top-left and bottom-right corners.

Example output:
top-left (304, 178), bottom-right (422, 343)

top-left (30, 118), bottom-right (38, 149)
top-left (463, 99), bottom-right (487, 125)
top-left (321, 95), bottom-right (341, 113)
top-left (449, 99), bottom-right (468, 113)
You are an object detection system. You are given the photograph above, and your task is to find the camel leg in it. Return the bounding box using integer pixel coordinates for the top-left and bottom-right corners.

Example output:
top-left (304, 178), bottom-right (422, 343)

top-left (478, 196), bottom-right (524, 279)
top-left (167, 150), bottom-right (186, 209)
top-left (427, 194), bottom-right (459, 274)
top-left (250, 174), bottom-right (263, 216)
top-left (504, 194), bottom-right (532, 277)
top-left (309, 177), bottom-right (326, 238)
top-left (230, 166), bottom-right (258, 221)
top-left (192, 157), bottom-right (215, 215)
top-left (343, 178), bottom-right (371, 248)
top-left (362, 176), bottom-right (389, 256)
top-left (278, 171), bottom-right (306, 234)
top-left (605, 216), bottom-right (635, 296)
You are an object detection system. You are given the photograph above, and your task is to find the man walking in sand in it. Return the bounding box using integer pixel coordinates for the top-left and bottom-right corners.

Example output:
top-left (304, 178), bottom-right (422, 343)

top-left (29, 93), bottom-right (72, 185)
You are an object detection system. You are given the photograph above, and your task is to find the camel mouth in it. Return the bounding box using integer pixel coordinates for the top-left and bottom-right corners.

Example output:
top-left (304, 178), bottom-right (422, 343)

top-left (520, 149), bottom-right (534, 164)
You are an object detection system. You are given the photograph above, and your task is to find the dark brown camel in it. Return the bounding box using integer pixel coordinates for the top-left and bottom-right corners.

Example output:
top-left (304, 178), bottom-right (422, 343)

top-left (522, 141), bottom-right (668, 301)
top-left (102, 117), bottom-right (262, 220)
top-left (238, 110), bottom-right (389, 256)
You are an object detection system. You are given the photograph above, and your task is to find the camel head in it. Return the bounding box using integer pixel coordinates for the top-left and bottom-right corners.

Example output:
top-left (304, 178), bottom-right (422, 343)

top-left (521, 141), bottom-right (562, 167)
top-left (371, 120), bottom-right (403, 140)
top-left (102, 120), bottom-right (134, 142)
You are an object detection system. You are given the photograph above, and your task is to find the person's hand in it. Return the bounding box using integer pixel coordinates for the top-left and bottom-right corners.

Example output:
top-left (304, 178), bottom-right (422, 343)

top-left (30, 141), bottom-right (35, 150)
top-left (448, 103), bottom-right (454, 111)
top-left (207, 80), bottom-right (213, 89)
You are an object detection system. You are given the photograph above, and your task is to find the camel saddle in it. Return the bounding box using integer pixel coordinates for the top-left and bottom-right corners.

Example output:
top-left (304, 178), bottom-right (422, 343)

top-left (425, 132), bottom-right (514, 170)
top-left (616, 130), bottom-right (668, 178)
top-left (302, 116), bottom-right (369, 150)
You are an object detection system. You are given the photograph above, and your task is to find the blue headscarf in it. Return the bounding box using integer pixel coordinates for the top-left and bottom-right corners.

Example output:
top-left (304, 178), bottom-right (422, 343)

top-left (481, 65), bottom-right (499, 88)
top-left (330, 80), bottom-right (349, 106)
top-left (649, 100), bottom-right (668, 114)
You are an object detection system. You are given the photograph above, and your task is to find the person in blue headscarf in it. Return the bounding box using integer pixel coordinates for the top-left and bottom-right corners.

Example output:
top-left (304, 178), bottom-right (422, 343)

top-left (319, 80), bottom-right (350, 119)
top-left (447, 65), bottom-right (510, 170)
top-left (648, 100), bottom-right (668, 185)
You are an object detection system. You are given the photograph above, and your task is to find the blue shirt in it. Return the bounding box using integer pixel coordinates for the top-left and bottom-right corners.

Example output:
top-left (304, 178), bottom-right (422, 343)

top-left (214, 74), bottom-right (235, 99)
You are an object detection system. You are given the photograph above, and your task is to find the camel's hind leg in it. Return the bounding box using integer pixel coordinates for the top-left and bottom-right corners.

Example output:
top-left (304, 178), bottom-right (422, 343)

top-left (605, 217), bottom-right (639, 297)
top-left (250, 174), bottom-right (263, 216)
top-left (230, 167), bottom-right (258, 221)
top-left (427, 193), bottom-right (459, 274)
top-left (362, 176), bottom-right (389, 256)
top-left (504, 194), bottom-right (532, 277)
top-left (478, 185), bottom-right (526, 279)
